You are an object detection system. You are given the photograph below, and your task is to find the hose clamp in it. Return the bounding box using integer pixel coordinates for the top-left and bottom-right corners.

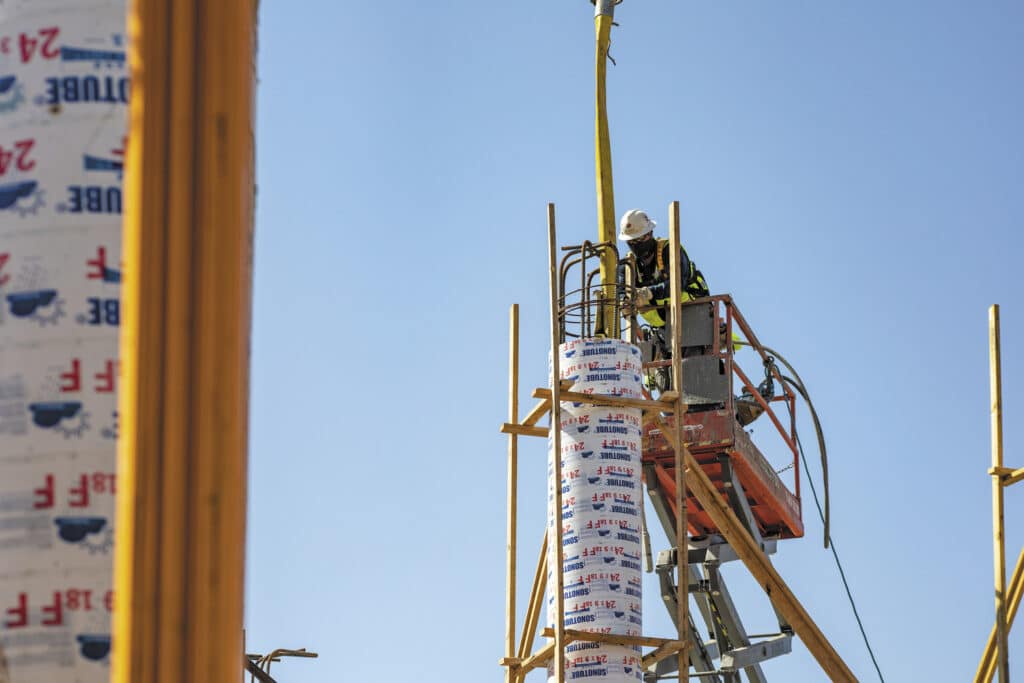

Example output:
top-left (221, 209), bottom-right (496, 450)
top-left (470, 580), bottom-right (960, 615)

top-left (595, 0), bottom-right (617, 18)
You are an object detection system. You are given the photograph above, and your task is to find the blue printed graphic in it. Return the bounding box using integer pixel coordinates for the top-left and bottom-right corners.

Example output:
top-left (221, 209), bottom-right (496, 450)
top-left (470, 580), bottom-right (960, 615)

top-left (101, 411), bottom-right (118, 440)
top-left (60, 46), bottom-right (126, 67)
top-left (41, 75), bottom-right (129, 106)
top-left (77, 297), bottom-right (120, 326)
top-left (0, 75), bottom-right (25, 114)
top-left (54, 516), bottom-right (105, 543)
top-left (84, 154), bottom-right (123, 178)
top-left (55, 516), bottom-right (114, 554)
top-left (29, 400), bottom-right (81, 427)
top-left (0, 179), bottom-right (45, 216)
top-left (6, 289), bottom-right (65, 325)
top-left (76, 634), bottom-right (111, 662)
top-left (62, 150), bottom-right (125, 214)
top-left (58, 185), bottom-right (121, 214)
top-left (28, 401), bottom-right (90, 438)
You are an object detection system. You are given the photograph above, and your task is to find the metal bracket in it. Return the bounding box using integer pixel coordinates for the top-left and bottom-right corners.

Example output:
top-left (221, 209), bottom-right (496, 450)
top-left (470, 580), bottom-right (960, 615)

top-left (720, 634), bottom-right (793, 672)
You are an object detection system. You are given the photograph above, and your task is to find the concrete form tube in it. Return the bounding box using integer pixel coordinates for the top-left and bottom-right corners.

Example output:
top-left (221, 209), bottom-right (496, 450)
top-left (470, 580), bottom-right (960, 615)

top-left (0, 2), bottom-right (125, 680)
top-left (548, 338), bottom-right (644, 683)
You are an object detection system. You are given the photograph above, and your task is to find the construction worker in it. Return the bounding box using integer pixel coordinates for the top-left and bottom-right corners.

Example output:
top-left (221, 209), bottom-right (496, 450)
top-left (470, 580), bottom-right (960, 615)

top-left (619, 208), bottom-right (767, 425)
top-left (616, 207), bottom-right (708, 395)
top-left (618, 208), bottom-right (709, 328)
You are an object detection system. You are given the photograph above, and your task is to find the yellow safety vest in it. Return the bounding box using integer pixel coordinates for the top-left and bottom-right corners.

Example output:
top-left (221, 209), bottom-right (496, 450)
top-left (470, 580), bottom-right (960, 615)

top-left (639, 239), bottom-right (709, 328)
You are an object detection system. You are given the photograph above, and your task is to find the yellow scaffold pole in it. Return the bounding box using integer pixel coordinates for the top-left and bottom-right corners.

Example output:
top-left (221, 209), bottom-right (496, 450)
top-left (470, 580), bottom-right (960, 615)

top-left (979, 304), bottom-right (1011, 683)
top-left (113, 1), bottom-right (257, 682)
top-left (595, 0), bottom-right (618, 336)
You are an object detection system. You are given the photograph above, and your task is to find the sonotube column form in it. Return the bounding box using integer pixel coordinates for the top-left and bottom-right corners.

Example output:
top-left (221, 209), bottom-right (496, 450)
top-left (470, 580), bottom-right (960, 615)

top-left (548, 338), bottom-right (645, 683)
top-left (0, 1), bottom-right (126, 681)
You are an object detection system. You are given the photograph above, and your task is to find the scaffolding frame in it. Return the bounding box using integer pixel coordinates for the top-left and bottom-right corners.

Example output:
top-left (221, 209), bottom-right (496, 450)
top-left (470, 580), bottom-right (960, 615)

top-left (501, 202), bottom-right (856, 682)
top-left (975, 304), bottom-right (1023, 683)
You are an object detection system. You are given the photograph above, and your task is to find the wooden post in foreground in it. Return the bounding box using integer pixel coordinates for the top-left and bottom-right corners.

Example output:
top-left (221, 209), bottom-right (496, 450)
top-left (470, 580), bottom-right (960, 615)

top-left (113, 1), bottom-right (256, 681)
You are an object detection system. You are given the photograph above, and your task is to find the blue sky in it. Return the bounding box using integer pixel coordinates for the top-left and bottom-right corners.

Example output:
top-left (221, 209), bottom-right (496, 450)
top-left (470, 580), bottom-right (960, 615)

top-left (245, 2), bottom-right (1023, 680)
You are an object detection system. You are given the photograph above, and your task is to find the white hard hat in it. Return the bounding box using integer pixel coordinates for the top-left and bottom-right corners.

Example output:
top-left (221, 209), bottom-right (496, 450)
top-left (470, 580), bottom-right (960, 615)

top-left (618, 209), bottom-right (655, 241)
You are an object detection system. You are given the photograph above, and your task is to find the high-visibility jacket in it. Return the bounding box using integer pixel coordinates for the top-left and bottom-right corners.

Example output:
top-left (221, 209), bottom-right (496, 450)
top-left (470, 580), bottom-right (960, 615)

top-left (636, 239), bottom-right (709, 327)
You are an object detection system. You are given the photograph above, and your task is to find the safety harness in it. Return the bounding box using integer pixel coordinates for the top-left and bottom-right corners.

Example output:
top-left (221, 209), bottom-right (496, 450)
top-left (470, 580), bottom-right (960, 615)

top-left (640, 238), bottom-right (709, 327)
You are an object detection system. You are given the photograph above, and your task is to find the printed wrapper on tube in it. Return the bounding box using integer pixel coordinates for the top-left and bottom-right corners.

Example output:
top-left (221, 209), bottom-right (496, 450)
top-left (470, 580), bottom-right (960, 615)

top-left (547, 338), bottom-right (644, 683)
top-left (0, 3), bottom-right (125, 681)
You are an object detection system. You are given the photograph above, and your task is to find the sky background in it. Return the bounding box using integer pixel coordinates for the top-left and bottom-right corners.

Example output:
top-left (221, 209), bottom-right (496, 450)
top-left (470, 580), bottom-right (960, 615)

top-left (245, 2), bottom-right (1024, 681)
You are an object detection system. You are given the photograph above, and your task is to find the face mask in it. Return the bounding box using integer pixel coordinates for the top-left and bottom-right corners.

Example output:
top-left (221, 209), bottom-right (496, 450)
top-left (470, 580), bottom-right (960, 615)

top-left (630, 236), bottom-right (657, 260)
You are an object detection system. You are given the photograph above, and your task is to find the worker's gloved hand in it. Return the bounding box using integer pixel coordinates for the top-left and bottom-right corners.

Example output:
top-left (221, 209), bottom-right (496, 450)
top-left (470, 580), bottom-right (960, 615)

top-left (634, 287), bottom-right (653, 308)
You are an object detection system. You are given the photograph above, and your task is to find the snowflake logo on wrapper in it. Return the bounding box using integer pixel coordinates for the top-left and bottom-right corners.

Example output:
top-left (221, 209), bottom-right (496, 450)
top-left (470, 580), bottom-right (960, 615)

top-left (28, 400), bottom-right (91, 437)
top-left (54, 516), bottom-right (114, 555)
top-left (0, 179), bottom-right (45, 216)
top-left (0, 75), bottom-right (25, 114)
top-left (76, 634), bottom-right (111, 663)
top-left (6, 261), bottom-right (67, 326)
top-left (5, 288), bottom-right (66, 325)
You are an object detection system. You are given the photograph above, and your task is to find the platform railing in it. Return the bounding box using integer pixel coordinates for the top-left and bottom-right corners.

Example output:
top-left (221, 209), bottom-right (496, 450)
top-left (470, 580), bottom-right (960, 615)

top-left (631, 294), bottom-right (801, 505)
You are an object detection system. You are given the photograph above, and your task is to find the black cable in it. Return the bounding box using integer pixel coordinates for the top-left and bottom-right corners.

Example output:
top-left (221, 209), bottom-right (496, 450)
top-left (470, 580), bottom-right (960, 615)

top-left (736, 342), bottom-right (830, 548)
top-left (735, 339), bottom-right (884, 680)
top-left (792, 425), bottom-right (886, 683)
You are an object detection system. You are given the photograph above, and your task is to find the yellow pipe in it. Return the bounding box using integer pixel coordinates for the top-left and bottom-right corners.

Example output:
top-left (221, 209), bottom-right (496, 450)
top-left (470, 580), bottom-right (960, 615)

top-left (113, 1), bottom-right (256, 682)
top-left (595, 2), bottom-right (617, 335)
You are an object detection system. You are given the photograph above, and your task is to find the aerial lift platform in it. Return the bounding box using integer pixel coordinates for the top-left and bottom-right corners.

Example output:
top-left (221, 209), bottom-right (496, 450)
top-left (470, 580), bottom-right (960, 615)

top-left (635, 293), bottom-right (806, 682)
top-left (500, 211), bottom-right (855, 682)
top-left (640, 296), bottom-right (804, 542)
top-left (501, 3), bottom-right (854, 681)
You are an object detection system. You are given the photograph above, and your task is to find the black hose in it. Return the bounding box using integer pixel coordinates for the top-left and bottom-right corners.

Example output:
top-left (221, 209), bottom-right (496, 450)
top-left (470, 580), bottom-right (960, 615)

top-left (737, 340), bottom-right (885, 681)
top-left (736, 342), bottom-right (830, 549)
top-left (792, 427), bottom-right (886, 683)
